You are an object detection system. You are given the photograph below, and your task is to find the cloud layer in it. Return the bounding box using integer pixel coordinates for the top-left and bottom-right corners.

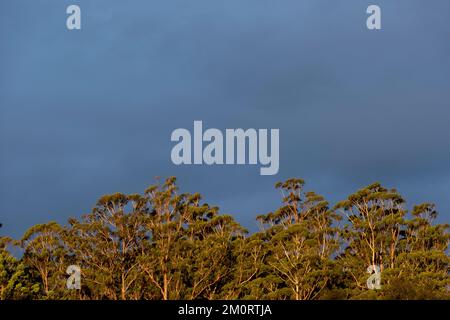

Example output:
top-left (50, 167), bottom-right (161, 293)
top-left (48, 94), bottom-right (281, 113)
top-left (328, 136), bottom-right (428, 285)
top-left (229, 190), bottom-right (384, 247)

top-left (1, 0), bottom-right (449, 237)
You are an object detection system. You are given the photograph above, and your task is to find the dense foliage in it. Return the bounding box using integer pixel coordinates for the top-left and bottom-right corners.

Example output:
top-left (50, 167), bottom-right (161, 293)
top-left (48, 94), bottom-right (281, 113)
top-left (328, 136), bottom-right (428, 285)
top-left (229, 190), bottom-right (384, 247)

top-left (0, 177), bottom-right (448, 300)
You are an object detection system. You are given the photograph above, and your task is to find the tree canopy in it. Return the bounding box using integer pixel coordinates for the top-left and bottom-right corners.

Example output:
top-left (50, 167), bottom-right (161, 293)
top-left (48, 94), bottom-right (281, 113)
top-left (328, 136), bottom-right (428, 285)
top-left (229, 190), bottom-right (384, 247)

top-left (0, 177), bottom-right (448, 300)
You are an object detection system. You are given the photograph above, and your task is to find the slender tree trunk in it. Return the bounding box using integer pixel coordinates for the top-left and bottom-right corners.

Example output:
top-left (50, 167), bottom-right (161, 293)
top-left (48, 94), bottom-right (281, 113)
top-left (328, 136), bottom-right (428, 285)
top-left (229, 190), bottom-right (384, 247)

top-left (163, 273), bottom-right (168, 300)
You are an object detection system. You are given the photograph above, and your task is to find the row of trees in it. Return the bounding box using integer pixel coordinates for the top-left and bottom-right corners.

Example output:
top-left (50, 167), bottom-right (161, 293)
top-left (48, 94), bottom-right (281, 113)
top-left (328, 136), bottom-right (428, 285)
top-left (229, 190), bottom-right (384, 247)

top-left (0, 177), bottom-right (448, 299)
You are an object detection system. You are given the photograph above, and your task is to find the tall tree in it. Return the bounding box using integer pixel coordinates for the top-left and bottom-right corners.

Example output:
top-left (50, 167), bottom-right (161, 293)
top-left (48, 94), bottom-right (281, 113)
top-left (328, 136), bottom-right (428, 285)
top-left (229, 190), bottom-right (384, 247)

top-left (138, 177), bottom-right (245, 299)
top-left (334, 183), bottom-right (406, 293)
top-left (20, 222), bottom-right (66, 298)
top-left (66, 192), bottom-right (148, 300)
top-left (253, 179), bottom-right (341, 299)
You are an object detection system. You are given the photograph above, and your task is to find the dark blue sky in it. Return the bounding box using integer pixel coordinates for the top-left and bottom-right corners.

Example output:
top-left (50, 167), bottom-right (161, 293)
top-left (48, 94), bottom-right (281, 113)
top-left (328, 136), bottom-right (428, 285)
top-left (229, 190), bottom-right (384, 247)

top-left (1, 0), bottom-right (449, 238)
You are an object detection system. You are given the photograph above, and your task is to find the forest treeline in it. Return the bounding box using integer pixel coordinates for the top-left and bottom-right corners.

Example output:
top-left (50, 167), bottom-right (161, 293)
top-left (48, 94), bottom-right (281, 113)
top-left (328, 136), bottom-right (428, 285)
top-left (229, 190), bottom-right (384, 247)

top-left (0, 177), bottom-right (449, 300)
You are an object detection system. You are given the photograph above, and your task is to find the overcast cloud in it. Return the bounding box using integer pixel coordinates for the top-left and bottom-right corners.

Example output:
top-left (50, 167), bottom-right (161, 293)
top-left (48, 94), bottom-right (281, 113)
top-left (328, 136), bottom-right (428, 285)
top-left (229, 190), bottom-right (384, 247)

top-left (1, 0), bottom-right (449, 237)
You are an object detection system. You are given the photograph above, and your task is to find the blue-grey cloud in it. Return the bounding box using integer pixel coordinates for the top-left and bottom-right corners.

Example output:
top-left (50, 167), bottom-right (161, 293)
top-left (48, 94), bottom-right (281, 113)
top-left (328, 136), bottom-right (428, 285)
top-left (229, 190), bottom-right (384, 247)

top-left (1, 0), bottom-right (449, 238)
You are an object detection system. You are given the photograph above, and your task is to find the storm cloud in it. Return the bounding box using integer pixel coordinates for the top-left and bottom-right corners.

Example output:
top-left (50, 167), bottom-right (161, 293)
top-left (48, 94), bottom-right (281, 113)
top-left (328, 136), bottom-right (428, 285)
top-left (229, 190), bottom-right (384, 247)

top-left (1, 0), bottom-right (449, 237)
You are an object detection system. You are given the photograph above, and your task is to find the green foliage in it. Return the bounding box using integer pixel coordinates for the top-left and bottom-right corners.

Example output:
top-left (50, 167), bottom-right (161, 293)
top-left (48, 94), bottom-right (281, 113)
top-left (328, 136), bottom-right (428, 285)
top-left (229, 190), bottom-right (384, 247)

top-left (0, 177), bottom-right (448, 300)
top-left (0, 237), bottom-right (41, 299)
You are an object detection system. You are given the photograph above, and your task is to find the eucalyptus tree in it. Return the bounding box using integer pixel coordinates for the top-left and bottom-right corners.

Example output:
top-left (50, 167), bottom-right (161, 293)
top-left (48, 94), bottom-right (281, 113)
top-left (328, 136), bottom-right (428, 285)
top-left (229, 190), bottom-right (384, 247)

top-left (66, 192), bottom-right (148, 300)
top-left (20, 222), bottom-right (67, 298)
top-left (138, 177), bottom-right (245, 300)
top-left (385, 203), bottom-right (450, 299)
top-left (253, 179), bottom-right (341, 300)
top-left (334, 183), bottom-right (406, 292)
